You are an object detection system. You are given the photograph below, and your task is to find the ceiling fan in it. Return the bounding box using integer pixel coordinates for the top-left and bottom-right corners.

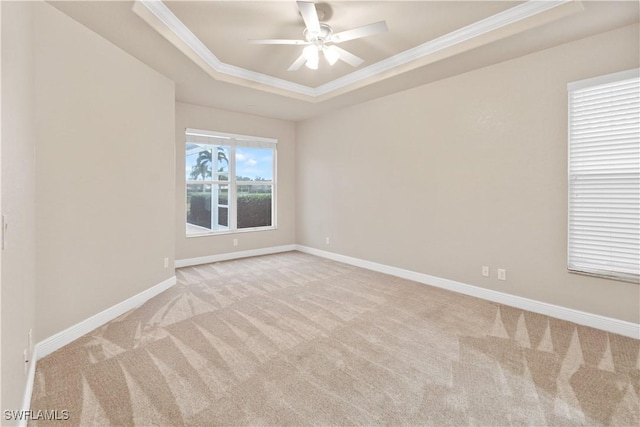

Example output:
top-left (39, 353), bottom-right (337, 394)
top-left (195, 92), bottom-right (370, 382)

top-left (249, 1), bottom-right (388, 71)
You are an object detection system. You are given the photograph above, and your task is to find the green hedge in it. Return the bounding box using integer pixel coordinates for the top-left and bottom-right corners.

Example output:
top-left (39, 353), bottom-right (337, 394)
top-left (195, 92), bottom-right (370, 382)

top-left (238, 194), bottom-right (271, 228)
top-left (187, 192), bottom-right (212, 228)
top-left (188, 192), bottom-right (271, 229)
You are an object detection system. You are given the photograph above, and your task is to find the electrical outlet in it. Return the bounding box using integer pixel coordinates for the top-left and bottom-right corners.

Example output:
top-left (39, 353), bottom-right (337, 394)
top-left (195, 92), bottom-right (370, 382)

top-left (498, 269), bottom-right (507, 281)
top-left (482, 266), bottom-right (489, 277)
top-left (325, 237), bottom-right (330, 245)
top-left (164, 258), bottom-right (169, 268)
top-left (233, 238), bottom-right (238, 247)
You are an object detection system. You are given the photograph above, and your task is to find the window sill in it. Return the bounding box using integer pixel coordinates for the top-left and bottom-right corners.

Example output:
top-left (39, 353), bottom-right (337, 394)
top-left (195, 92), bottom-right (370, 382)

top-left (568, 268), bottom-right (639, 285)
top-left (186, 226), bottom-right (277, 239)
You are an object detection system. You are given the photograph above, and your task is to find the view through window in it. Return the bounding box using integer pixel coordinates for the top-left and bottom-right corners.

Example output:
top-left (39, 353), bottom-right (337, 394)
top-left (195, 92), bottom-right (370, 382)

top-left (185, 129), bottom-right (276, 235)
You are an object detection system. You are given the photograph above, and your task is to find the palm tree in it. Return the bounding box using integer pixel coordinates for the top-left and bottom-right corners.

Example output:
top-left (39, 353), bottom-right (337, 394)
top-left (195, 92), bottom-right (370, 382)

top-left (190, 148), bottom-right (228, 180)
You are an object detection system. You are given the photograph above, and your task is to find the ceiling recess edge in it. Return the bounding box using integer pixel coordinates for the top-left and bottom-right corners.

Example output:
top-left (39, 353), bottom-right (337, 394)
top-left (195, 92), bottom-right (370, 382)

top-left (132, 0), bottom-right (582, 103)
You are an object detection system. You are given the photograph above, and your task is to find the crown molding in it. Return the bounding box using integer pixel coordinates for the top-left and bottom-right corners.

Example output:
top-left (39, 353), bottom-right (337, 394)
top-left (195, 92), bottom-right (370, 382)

top-left (133, 0), bottom-right (577, 101)
top-left (132, 0), bottom-right (316, 98)
top-left (315, 0), bottom-right (575, 96)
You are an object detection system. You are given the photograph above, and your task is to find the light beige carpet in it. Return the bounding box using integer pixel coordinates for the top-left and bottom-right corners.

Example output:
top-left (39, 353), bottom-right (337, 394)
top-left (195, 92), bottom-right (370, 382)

top-left (30, 251), bottom-right (639, 426)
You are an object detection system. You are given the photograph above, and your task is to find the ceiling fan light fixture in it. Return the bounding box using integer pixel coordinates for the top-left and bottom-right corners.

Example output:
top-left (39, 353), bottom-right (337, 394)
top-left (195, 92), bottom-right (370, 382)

top-left (303, 45), bottom-right (319, 69)
top-left (252, 1), bottom-right (387, 72)
top-left (305, 57), bottom-right (319, 70)
top-left (303, 45), bottom-right (318, 61)
top-left (323, 46), bottom-right (340, 65)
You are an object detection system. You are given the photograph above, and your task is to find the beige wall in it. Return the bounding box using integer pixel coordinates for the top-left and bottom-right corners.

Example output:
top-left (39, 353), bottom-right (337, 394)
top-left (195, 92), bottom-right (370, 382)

top-left (1, 1), bottom-right (3, 411)
top-left (34, 2), bottom-right (175, 340)
top-left (1, 1), bottom-right (36, 417)
top-left (296, 23), bottom-right (640, 324)
top-left (175, 102), bottom-right (295, 261)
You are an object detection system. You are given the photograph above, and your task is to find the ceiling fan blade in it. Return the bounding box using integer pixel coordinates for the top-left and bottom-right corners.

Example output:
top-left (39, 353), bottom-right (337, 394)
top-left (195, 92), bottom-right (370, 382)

top-left (331, 46), bottom-right (364, 67)
top-left (331, 21), bottom-right (388, 43)
top-left (249, 39), bottom-right (309, 45)
top-left (288, 53), bottom-right (307, 71)
top-left (297, 1), bottom-right (321, 35)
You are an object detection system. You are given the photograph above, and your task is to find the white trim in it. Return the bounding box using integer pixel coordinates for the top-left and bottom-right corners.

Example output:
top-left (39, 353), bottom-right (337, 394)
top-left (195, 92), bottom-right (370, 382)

top-left (567, 68), bottom-right (640, 91)
top-left (566, 69), bottom-right (640, 283)
top-left (186, 225), bottom-right (276, 238)
top-left (132, 0), bottom-right (315, 97)
top-left (133, 0), bottom-right (572, 100)
top-left (230, 145), bottom-right (238, 231)
top-left (185, 132), bottom-right (277, 236)
top-left (35, 276), bottom-right (176, 359)
top-left (295, 245), bottom-right (640, 339)
top-left (17, 245), bottom-right (637, 423)
top-left (186, 128), bottom-right (278, 145)
top-left (17, 354), bottom-right (37, 427)
top-left (316, 0), bottom-right (572, 96)
top-left (19, 275), bottom-right (177, 425)
top-left (175, 244), bottom-right (296, 268)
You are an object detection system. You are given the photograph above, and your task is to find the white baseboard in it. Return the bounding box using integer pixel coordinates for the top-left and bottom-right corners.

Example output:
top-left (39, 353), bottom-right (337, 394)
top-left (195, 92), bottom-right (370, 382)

top-left (17, 244), bottom-right (637, 425)
top-left (296, 245), bottom-right (640, 339)
top-left (19, 275), bottom-right (177, 424)
top-left (18, 354), bottom-right (38, 427)
top-left (35, 275), bottom-right (176, 359)
top-left (175, 244), bottom-right (297, 268)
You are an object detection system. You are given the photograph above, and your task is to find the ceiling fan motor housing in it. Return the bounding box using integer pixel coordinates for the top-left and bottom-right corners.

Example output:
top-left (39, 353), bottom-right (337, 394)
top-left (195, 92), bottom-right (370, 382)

top-left (252, 1), bottom-right (387, 71)
top-left (304, 23), bottom-right (333, 44)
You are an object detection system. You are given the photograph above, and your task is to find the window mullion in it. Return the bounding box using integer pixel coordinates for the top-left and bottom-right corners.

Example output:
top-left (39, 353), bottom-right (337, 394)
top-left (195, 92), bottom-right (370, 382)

top-left (187, 180), bottom-right (217, 185)
top-left (230, 145), bottom-right (238, 231)
top-left (186, 133), bottom-right (277, 237)
top-left (272, 146), bottom-right (277, 229)
top-left (211, 148), bottom-right (218, 231)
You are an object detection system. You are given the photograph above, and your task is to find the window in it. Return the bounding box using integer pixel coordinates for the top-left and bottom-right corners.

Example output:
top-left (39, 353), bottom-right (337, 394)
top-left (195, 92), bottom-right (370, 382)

top-left (185, 128), bottom-right (276, 236)
top-left (568, 69), bottom-right (639, 283)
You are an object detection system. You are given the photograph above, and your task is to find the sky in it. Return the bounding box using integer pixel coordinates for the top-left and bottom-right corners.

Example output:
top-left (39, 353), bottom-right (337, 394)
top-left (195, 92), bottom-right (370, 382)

top-left (186, 145), bottom-right (273, 181)
top-left (236, 147), bottom-right (273, 180)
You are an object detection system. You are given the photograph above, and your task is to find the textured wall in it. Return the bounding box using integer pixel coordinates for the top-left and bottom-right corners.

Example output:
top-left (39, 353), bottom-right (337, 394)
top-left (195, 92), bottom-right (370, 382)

top-left (34, 2), bottom-right (175, 340)
top-left (296, 24), bottom-right (640, 323)
top-left (1, 1), bottom-right (36, 418)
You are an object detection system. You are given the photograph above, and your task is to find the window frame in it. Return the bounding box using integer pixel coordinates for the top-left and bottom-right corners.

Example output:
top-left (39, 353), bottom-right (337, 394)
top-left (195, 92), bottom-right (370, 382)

top-left (567, 68), bottom-right (640, 283)
top-left (185, 128), bottom-right (277, 237)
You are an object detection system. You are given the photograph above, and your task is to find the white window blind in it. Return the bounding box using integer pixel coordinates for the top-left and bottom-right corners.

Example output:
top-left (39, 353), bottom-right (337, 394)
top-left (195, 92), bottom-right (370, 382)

top-left (568, 69), bottom-right (640, 283)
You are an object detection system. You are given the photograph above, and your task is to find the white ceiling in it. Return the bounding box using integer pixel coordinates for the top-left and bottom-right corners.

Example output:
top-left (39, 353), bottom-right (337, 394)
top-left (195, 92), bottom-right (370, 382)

top-left (164, 0), bottom-right (521, 87)
top-left (50, 1), bottom-right (639, 121)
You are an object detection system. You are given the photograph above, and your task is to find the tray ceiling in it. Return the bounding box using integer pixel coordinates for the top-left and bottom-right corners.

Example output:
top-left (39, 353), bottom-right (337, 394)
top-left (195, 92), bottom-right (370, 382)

top-left (49, 1), bottom-right (640, 120)
top-left (163, 1), bottom-right (521, 88)
top-left (132, 0), bottom-right (584, 101)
